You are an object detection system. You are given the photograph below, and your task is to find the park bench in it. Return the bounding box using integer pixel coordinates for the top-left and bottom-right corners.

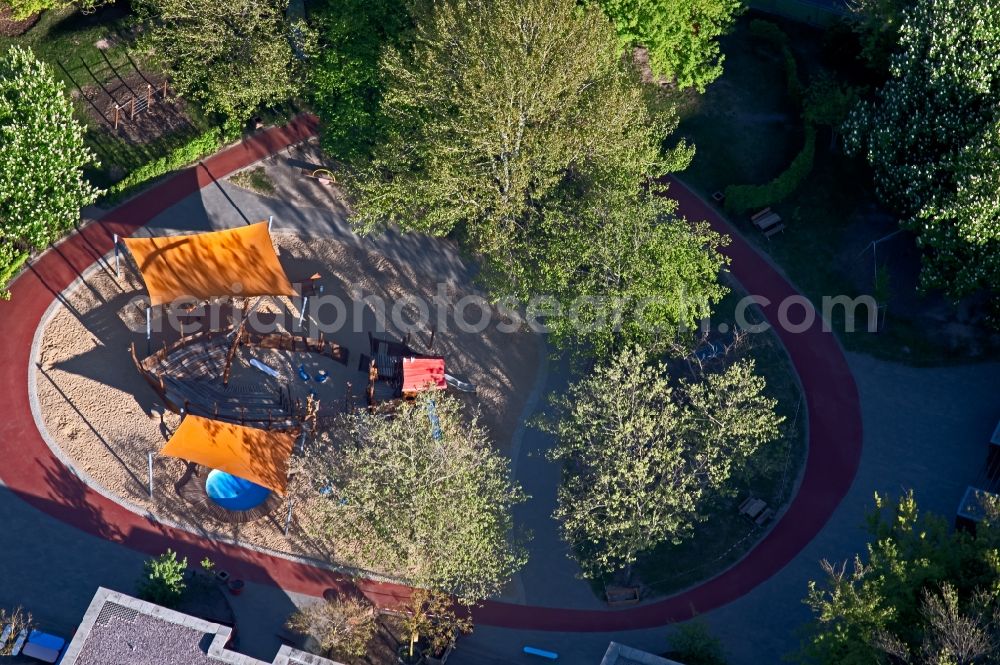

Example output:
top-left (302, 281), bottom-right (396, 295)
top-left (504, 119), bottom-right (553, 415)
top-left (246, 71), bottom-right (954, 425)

top-left (763, 223), bottom-right (786, 238)
top-left (753, 212), bottom-right (782, 230)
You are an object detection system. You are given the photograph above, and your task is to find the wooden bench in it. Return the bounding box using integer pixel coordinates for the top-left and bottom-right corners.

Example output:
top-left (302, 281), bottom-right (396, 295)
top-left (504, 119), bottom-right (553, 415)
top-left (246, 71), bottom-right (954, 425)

top-left (755, 508), bottom-right (775, 526)
top-left (605, 585), bottom-right (640, 606)
top-left (750, 207), bottom-right (773, 223)
top-left (753, 212), bottom-right (782, 230)
top-left (763, 223), bottom-right (786, 238)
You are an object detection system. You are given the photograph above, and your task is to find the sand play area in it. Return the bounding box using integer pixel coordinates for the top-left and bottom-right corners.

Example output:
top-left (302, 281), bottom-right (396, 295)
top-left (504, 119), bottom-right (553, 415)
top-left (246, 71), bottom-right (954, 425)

top-left (32, 226), bottom-right (540, 568)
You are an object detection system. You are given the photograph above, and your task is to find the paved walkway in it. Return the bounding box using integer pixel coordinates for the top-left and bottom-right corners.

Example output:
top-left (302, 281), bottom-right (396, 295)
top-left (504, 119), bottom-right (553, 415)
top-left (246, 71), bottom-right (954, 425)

top-left (0, 119), bottom-right (866, 647)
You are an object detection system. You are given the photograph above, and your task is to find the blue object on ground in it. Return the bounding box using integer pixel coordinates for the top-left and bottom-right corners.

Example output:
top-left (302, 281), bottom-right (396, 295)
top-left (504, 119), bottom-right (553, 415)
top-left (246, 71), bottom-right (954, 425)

top-left (298, 364), bottom-right (310, 381)
top-left (28, 631), bottom-right (65, 652)
top-left (426, 399), bottom-right (442, 441)
top-left (314, 370), bottom-right (329, 383)
top-left (523, 646), bottom-right (559, 659)
top-left (206, 470), bottom-right (272, 511)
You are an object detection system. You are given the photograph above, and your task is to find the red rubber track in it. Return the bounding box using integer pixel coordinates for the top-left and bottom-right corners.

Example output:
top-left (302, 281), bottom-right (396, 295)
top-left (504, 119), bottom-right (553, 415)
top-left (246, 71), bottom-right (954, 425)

top-left (0, 119), bottom-right (861, 630)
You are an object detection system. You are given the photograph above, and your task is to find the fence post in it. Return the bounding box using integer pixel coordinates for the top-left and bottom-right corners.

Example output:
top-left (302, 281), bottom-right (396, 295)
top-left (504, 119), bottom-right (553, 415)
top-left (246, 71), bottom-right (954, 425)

top-left (131, 96), bottom-right (136, 120)
top-left (114, 104), bottom-right (120, 130)
top-left (284, 499), bottom-right (294, 537)
top-left (113, 233), bottom-right (120, 277)
top-left (147, 451), bottom-right (154, 498)
top-left (163, 79), bottom-right (168, 100)
top-left (147, 84), bottom-right (153, 109)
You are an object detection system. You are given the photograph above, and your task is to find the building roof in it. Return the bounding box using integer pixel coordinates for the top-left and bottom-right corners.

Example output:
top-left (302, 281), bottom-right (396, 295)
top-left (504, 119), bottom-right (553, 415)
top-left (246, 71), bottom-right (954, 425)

top-left (159, 415), bottom-right (296, 494)
top-left (123, 222), bottom-right (296, 307)
top-left (61, 588), bottom-right (339, 665)
top-left (600, 642), bottom-right (685, 665)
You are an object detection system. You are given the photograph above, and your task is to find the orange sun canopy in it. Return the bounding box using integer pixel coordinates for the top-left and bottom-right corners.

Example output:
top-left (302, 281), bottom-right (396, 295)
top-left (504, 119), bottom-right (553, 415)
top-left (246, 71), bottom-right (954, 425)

top-left (160, 415), bottom-right (296, 494)
top-left (123, 222), bottom-right (295, 307)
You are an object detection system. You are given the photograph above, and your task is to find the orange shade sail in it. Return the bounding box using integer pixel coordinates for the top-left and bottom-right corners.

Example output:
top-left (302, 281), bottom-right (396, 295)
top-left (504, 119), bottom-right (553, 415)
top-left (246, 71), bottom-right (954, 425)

top-left (160, 415), bottom-right (296, 494)
top-left (402, 357), bottom-right (446, 393)
top-left (123, 222), bottom-right (296, 307)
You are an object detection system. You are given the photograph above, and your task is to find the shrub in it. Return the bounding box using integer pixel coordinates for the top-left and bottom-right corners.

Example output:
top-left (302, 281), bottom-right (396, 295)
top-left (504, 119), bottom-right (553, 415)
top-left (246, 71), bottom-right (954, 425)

top-left (667, 621), bottom-right (728, 665)
top-left (286, 595), bottom-right (376, 660)
top-left (106, 129), bottom-right (224, 201)
top-left (724, 124), bottom-right (816, 215)
top-left (137, 549), bottom-right (187, 607)
top-left (748, 19), bottom-right (802, 104)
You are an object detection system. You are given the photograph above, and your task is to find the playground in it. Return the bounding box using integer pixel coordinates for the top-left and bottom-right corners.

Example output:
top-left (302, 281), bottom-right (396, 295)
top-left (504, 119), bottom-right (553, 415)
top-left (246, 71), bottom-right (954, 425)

top-left (31, 190), bottom-right (539, 568)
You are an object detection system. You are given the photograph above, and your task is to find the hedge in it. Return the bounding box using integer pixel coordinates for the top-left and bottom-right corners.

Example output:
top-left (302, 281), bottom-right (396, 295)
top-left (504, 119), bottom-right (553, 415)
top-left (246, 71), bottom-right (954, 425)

top-left (724, 123), bottom-right (816, 215)
top-left (748, 19), bottom-right (802, 105)
top-left (105, 128), bottom-right (225, 202)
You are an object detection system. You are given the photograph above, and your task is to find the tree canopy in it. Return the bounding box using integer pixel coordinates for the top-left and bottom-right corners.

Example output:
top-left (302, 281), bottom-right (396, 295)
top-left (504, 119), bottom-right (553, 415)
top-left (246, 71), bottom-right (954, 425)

top-left (801, 491), bottom-right (1000, 665)
top-left (135, 0), bottom-right (303, 123)
top-left (306, 0), bottom-right (409, 161)
top-left (2, 0), bottom-right (114, 19)
top-left (300, 393), bottom-right (527, 603)
top-left (845, 0), bottom-right (1000, 298)
top-left (542, 346), bottom-right (782, 580)
top-left (0, 46), bottom-right (100, 297)
top-left (594, 0), bottom-right (743, 92)
top-left (348, 0), bottom-right (726, 352)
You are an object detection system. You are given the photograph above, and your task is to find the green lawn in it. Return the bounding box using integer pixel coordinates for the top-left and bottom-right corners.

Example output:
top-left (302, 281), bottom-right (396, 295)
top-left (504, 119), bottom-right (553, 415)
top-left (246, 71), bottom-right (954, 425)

top-left (632, 283), bottom-right (807, 596)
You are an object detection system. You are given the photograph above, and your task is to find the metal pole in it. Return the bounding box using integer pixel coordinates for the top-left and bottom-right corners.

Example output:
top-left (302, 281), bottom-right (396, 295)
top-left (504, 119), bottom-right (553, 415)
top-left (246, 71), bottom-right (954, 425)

top-left (298, 296), bottom-right (308, 329)
top-left (146, 306), bottom-right (151, 355)
top-left (113, 234), bottom-right (120, 277)
top-left (284, 499), bottom-right (294, 537)
top-left (147, 451), bottom-right (154, 498)
top-left (268, 216), bottom-right (273, 233)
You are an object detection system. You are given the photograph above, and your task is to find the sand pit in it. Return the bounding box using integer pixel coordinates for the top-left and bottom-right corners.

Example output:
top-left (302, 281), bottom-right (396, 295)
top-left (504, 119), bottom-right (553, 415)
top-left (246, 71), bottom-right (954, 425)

top-left (32, 231), bottom-right (540, 568)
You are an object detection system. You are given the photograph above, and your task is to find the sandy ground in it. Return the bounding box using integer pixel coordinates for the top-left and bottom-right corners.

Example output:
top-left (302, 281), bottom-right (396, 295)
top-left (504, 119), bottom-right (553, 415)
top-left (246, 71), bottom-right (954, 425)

top-left (33, 231), bottom-right (539, 569)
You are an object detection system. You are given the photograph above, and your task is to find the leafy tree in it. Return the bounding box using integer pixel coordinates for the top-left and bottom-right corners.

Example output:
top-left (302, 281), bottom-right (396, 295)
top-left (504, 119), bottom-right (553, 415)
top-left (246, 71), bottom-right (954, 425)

top-left (135, 0), bottom-right (304, 123)
top-left (350, 0), bottom-right (696, 302)
top-left (803, 71), bottom-right (857, 149)
top-left (0, 46), bottom-right (100, 298)
top-left (303, 393), bottom-right (527, 604)
top-left (398, 589), bottom-right (472, 661)
top-left (594, 0), bottom-right (743, 92)
top-left (307, 0), bottom-right (409, 161)
top-left (137, 549), bottom-right (187, 607)
top-left (286, 595), bottom-right (377, 661)
top-left (844, 0), bottom-right (1000, 298)
top-left (2, 0), bottom-right (113, 19)
top-left (542, 346), bottom-right (783, 580)
top-left (530, 190), bottom-right (729, 358)
top-left (846, 0), bottom-right (907, 73)
top-left (801, 491), bottom-right (1000, 665)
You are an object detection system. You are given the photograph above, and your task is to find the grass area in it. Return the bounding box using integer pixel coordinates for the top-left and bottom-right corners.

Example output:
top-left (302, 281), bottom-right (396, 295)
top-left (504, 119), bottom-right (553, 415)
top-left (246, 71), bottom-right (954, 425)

top-left (1, 6), bottom-right (214, 191)
top-left (674, 13), bottom-right (999, 365)
top-left (230, 166), bottom-right (278, 198)
top-left (629, 283), bottom-right (808, 597)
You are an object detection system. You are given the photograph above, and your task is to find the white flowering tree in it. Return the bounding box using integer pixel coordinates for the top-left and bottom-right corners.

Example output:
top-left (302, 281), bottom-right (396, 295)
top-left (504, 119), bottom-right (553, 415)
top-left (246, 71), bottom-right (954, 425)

top-left (845, 0), bottom-right (1000, 298)
top-left (0, 46), bottom-right (100, 298)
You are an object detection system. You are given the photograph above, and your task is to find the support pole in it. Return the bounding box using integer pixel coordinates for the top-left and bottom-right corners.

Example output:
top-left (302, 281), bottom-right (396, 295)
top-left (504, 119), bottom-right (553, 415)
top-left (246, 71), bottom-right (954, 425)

top-left (114, 104), bottom-right (120, 130)
top-left (131, 96), bottom-right (136, 120)
top-left (113, 234), bottom-right (120, 277)
top-left (147, 451), bottom-right (154, 498)
top-left (298, 296), bottom-right (308, 329)
top-left (268, 215), bottom-right (274, 233)
top-left (145, 306), bottom-right (151, 355)
top-left (147, 84), bottom-right (153, 109)
top-left (284, 499), bottom-right (294, 537)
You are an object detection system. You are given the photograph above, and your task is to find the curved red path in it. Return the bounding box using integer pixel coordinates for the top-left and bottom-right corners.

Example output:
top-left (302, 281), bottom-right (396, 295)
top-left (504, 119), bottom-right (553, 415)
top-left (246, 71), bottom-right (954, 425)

top-left (0, 119), bottom-right (862, 631)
